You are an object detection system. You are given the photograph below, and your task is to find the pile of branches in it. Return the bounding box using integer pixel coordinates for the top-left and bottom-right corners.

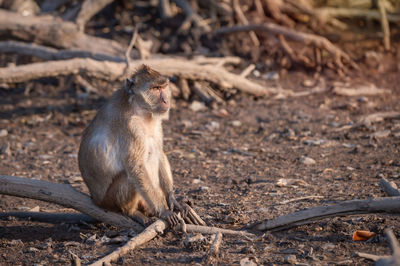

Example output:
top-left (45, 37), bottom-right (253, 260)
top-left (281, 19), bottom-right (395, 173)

top-left (0, 0), bottom-right (399, 101)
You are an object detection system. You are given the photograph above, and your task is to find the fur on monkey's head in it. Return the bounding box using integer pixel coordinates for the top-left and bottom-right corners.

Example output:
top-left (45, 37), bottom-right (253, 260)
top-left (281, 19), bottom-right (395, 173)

top-left (125, 65), bottom-right (168, 94)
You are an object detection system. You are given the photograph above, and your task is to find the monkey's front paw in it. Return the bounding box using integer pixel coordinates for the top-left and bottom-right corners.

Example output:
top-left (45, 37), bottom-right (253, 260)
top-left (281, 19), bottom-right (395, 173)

top-left (161, 210), bottom-right (179, 227)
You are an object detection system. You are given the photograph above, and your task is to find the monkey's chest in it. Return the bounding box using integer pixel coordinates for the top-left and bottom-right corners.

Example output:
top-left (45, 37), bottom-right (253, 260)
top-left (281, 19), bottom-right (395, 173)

top-left (144, 138), bottom-right (161, 188)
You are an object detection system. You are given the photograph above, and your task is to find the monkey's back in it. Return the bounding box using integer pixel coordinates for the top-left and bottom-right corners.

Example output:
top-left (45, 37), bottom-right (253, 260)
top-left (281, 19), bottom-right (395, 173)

top-left (78, 102), bottom-right (125, 205)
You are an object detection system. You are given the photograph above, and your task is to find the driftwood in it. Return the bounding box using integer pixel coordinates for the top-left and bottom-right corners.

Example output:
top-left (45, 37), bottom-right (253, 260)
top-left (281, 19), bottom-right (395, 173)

top-left (0, 57), bottom-right (277, 96)
top-left (379, 178), bottom-right (400, 197)
top-left (0, 175), bottom-right (143, 230)
top-left (252, 197), bottom-right (400, 231)
top-left (0, 9), bottom-right (124, 56)
top-left (215, 23), bottom-right (358, 70)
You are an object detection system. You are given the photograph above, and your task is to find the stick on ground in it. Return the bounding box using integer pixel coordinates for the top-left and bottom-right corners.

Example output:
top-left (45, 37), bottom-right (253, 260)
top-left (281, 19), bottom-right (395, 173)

top-left (202, 232), bottom-right (223, 263)
top-left (252, 196), bottom-right (400, 231)
top-left (379, 178), bottom-right (400, 197)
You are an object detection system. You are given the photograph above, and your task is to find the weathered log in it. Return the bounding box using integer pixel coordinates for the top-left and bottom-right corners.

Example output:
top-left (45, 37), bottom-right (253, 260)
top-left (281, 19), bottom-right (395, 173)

top-left (0, 57), bottom-right (277, 96)
top-left (253, 197), bottom-right (400, 231)
top-left (0, 9), bottom-right (124, 56)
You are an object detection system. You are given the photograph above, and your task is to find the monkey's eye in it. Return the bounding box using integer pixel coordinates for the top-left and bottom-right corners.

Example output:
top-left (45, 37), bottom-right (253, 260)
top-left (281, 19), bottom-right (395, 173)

top-left (151, 86), bottom-right (160, 90)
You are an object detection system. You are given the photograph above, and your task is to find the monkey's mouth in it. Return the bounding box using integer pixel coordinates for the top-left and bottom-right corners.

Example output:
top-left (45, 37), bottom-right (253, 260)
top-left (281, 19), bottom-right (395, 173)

top-left (159, 101), bottom-right (170, 112)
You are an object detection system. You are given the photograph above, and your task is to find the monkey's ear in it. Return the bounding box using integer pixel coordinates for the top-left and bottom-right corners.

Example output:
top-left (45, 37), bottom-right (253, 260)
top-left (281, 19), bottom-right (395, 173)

top-left (125, 78), bottom-right (135, 94)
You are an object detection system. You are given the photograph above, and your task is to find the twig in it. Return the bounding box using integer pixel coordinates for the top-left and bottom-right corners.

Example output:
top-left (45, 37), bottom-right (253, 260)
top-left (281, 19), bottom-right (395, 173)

top-left (252, 196), bottom-right (400, 231)
top-left (0, 175), bottom-right (143, 229)
top-left (356, 252), bottom-right (389, 262)
top-left (334, 111), bottom-right (400, 131)
top-left (75, 0), bottom-right (114, 31)
top-left (379, 178), bottom-right (400, 197)
top-left (202, 232), bottom-right (223, 263)
top-left (377, 0), bottom-right (391, 51)
top-left (185, 224), bottom-right (254, 237)
top-left (89, 219), bottom-right (168, 266)
top-left (239, 64), bottom-right (255, 78)
top-left (264, 0), bottom-right (295, 28)
top-left (0, 41), bottom-right (124, 62)
top-left (75, 75), bottom-right (98, 93)
top-left (278, 195), bottom-right (324, 205)
top-left (0, 57), bottom-right (277, 96)
top-left (232, 0), bottom-right (259, 46)
top-left (123, 26), bottom-right (139, 77)
top-left (177, 78), bottom-right (191, 100)
top-left (215, 23), bottom-right (359, 70)
top-left (69, 251), bottom-right (82, 266)
top-left (173, 0), bottom-right (211, 32)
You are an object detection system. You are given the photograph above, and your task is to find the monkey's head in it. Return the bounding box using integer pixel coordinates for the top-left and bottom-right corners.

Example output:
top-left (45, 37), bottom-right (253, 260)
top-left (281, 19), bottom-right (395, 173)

top-left (125, 65), bottom-right (171, 115)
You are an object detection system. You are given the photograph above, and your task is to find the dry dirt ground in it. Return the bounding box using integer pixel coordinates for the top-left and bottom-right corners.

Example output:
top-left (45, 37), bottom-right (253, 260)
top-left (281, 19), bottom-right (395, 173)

top-left (0, 65), bottom-right (400, 265)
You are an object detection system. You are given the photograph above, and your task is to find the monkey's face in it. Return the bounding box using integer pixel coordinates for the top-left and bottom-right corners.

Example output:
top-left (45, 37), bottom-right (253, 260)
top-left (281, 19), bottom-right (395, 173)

top-left (146, 81), bottom-right (170, 114)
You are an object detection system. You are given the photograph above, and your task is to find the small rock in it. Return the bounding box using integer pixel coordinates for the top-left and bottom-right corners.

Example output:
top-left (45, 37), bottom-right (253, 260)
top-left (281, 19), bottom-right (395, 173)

top-left (371, 130), bottom-right (391, 139)
top-left (240, 257), bottom-right (257, 266)
top-left (0, 143), bottom-right (11, 156)
top-left (300, 156), bottom-right (316, 165)
top-left (108, 236), bottom-right (128, 244)
top-left (284, 254), bottom-right (297, 264)
top-left (0, 129), bottom-right (8, 137)
top-left (303, 139), bottom-right (325, 146)
top-left (27, 247), bottom-right (39, 253)
top-left (184, 233), bottom-right (208, 251)
top-left (262, 72), bottom-right (279, 80)
top-left (302, 79), bottom-right (315, 87)
top-left (192, 179), bottom-right (203, 184)
top-left (230, 120), bottom-right (242, 127)
top-left (29, 206), bottom-right (40, 212)
top-left (321, 243), bottom-right (335, 250)
top-left (215, 109), bottom-right (229, 117)
top-left (181, 120), bottom-right (192, 128)
top-left (205, 121), bottom-right (220, 131)
top-left (200, 186), bottom-right (210, 192)
top-left (189, 101), bottom-right (206, 112)
top-left (394, 132), bottom-right (400, 138)
top-left (9, 239), bottom-right (23, 246)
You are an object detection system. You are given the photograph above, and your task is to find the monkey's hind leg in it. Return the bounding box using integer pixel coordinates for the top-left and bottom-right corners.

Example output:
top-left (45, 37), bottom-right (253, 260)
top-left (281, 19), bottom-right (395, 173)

top-left (129, 210), bottom-right (150, 226)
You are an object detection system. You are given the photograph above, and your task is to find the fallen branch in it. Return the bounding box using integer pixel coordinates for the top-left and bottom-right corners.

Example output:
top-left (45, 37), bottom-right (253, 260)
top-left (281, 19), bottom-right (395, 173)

top-left (0, 41), bottom-right (124, 62)
top-left (0, 175), bottom-right (143, 229)
top-left (334, 111), bottom-right (400, 131)
top-left (356, 252), bottom-right (389, 262)
top-left (0, 57), bottom-right (277, 96)
top-left (252, 196), bottom-right (400, 231)
top-left (376, 229), bottom-right (400, 266)
top-left (202, 232), bottom-right (223, 264)
top-left (0, 9), bottom-right (124, 56)
top-left (0, 211), bottom-right (97, 224)
top-left (215, 23), bottom-right (358, 70)
top-left (89, 219), bottom-right (167, 266)
top-left (379, 178), bottom-right (400, 197)
top-left (75, 0), bottom-right (114, 31)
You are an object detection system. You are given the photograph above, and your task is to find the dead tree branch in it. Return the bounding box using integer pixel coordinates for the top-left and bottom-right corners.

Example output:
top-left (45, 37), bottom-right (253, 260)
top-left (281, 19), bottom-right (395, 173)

top-left (380, 178), bottom-right (400, 197)
top-left (0, 41), bottom-right (124, 62)
top-left (75, 0), bottom-right (114, 31)
top-left (202, 232), bottom-right (223, 264)
top-left (0, 57), bottom-right (277, 96)
top-left (0, 175), bottom-right (143, 229)
top-left (215, 23), bottom-right (359, 70)
top-left (375, 229), bottom-right (400, 266)
top-left (89, 219), bottom-right (168, 266)
top-left (0, 9), bottom-right (124, 56)
top-left (252, 196), bottom-right (400, 231)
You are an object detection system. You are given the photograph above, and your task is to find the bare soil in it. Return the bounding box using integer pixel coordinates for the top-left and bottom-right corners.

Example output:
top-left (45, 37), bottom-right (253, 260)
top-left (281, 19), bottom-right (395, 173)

top-left (1, 63), bottom-right (400, 265)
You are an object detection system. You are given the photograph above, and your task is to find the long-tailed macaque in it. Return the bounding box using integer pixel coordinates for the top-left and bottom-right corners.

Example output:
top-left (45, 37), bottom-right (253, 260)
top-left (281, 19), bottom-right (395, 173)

top-left (78, 65), bottom-right (200, 226)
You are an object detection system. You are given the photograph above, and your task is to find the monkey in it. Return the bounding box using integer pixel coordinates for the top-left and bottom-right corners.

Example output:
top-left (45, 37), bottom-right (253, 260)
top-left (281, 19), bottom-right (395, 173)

top-left (78, 65), bottom-right (201, 226)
